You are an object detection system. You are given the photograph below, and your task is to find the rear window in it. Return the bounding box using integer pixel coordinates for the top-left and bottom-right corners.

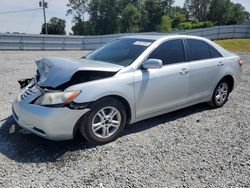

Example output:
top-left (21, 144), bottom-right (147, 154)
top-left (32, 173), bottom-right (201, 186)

top-left (186, 39), bottom-right (211, 61)
top-left (209, 45), bottom-right (223, 58)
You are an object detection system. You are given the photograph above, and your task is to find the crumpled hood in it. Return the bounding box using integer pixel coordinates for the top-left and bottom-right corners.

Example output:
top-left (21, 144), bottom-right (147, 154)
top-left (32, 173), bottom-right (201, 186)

top-left (35, 57), bottom-right (124, 88)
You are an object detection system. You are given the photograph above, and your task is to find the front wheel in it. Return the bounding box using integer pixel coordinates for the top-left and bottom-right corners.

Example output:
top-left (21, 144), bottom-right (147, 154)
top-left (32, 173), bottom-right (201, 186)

top-left (79, 97), bottom-right (127, 144)
top-left (209, 81), bottom-right (229, 108)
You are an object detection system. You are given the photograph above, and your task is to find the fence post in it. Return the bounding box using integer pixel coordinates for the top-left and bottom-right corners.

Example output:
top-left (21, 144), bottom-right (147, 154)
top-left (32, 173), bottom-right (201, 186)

top-left (248, 26), bottom-right (250, 38)
top-left (81, 37), bottom-right (86, 50)
top-left (232, 25), bottom-right (236, 39)
top-left (19, 35), bottom-right (23, 50)
top-left (63, 37), bottom-right (66, 50)
top-left (42, 35), bottom-right (46, 51)
top-left (217, 26), bottom-right (220, 40)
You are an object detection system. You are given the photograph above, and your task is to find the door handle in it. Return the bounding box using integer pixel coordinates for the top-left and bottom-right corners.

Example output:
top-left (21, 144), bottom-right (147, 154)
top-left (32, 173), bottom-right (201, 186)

top-left (218, 61), bottom-right (224, 67)
top-left (180, 68), bottom-right (189, 75)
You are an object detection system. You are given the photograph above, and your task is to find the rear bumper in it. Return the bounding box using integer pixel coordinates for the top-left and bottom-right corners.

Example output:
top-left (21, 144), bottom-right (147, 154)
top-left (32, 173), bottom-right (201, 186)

top-left (232, 66), bottom-right (242, 91)
top-left (12, 98), bottom-right (89, 141)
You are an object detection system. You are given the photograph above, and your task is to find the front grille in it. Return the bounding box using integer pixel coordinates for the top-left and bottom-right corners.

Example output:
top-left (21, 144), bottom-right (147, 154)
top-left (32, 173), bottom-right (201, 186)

top-left (20, 88), bottom-right (36, 100)
top-left (33, 127), bottom-right (46, 135)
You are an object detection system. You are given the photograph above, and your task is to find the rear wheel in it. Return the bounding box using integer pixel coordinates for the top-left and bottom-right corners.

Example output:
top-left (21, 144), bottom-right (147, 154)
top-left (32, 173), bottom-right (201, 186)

top-left (79, 97), bottom-right (126, 144)
top-left (209, 81), bottom-right (229, 108)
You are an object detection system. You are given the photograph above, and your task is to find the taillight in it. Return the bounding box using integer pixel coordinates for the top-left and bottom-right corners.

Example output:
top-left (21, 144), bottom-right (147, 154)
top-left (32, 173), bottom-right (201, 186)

top-left (238, 58), bottom-right (243, 66)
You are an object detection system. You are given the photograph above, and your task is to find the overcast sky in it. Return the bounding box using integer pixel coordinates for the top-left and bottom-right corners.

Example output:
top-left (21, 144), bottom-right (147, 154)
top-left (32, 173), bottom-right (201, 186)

top-left (0, 0), bottom-right (249, 34)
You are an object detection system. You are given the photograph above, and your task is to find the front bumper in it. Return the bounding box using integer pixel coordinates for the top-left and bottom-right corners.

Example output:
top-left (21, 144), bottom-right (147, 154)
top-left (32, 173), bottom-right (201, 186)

top-left (12, 86), bottom-right (89, 141)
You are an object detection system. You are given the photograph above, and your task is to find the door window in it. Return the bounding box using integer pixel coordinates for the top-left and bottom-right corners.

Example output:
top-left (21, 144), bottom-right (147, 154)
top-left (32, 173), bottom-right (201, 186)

top-left (186, 39), bottom-right (211, 61)
top-left (148, 39), bottom-right (185, 65)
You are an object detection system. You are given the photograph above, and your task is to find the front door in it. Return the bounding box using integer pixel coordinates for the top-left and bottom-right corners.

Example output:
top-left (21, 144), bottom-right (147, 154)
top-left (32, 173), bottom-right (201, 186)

top-left (134, 39), bottom-right (190, 118)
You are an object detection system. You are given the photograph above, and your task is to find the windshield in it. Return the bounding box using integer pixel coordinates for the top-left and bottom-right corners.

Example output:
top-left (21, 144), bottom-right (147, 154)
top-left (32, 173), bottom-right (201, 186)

top-left (85, 38), bottom-right (154, 66)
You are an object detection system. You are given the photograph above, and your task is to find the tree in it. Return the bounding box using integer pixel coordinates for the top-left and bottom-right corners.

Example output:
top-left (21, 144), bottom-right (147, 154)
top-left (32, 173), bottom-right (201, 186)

top-left (120, 3), bottom-right (141, 33)
top-left (88, 0), bottom-right (120, 35)
top-left (161, 0), bottom-right (175, 14)
top-left (208, 0), bottom-right (249, 25)
top-left (172, 11), bottom-right (187, 28)
top-left (118, 0), bottom-right (141, 9)
top-left (66, 0), bottom-right (250, 35)
top-left (71, 18), bottom-right (95, 35)
top-left (177, 20), bottom-right (214, 30)
top-left (229, 3), bottom-right (250, 24)
top-left (67, 0), bottom-right (88, 34)
top-left (41, 17), bottom-right (66, 35)
top-left (142, 0), bottom-right (163, 31)
top-left (208, 0), bottom-right (232, 25)
top-left (157, 15), bottom-right (172, 32)
top-left (184, 0), bottom-right (211, 21)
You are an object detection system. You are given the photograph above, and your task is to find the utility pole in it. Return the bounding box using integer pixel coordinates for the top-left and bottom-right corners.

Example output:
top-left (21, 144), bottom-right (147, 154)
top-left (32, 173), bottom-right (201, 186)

top-left (39, 0), bottom-right (48, 34)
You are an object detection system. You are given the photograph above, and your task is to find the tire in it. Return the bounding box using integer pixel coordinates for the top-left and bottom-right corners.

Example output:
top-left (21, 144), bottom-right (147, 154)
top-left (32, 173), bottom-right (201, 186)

top-left (209, 80), bottom-right (230, 108)
top-left (79, 97), bottom-right (127, 144)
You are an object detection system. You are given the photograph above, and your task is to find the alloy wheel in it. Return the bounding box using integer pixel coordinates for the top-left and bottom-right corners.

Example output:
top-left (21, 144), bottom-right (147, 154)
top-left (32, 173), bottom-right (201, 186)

top-left (215, 82), bottom-right (228, 105)
top-left (91, 106), bottom-right (121, 139)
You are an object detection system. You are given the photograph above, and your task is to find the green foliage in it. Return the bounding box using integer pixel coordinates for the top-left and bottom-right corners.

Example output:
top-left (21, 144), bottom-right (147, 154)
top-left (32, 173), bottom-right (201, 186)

top-left (185, 0), bottom-right (249, 25)
top-left (208, 0), bottom-right (250, 25)
top-left (172, 12), bottom-right (187, 28)
top-left (88, 0), bottom-right (120, 35)
top-left (161, 0), bottom-right (175, 12)
top-left (228, 3), bottom-right (249, 24)
top-left (177, 20), bottom-right (214, 30)
top-left (66, 0), bottom-right (88, 21)
top-left (65, 0), bottom-right (250, 35)
top-left (184, 0), bottom-right (211, 21)
top-left (208, 0), bottom-right (232, 25)
top-left (141, 0), bottom-right (163, 32)
top-left (120, 3), bottom-right (141, 33)
top-left (41, 17), bottom-right (66, 35)
top-left (66, 0), bottom-right (88, 35)
top-left (118, 0), bottom-right (141, 9)
top-left (156, 15), bottom-right (172, 32)
top-left (71, 18), bottom-right (95, 35)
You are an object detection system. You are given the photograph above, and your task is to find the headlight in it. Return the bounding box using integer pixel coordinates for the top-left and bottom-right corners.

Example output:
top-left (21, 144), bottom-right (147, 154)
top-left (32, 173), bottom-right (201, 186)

top-left (34, 90), bottom-right (81, 106)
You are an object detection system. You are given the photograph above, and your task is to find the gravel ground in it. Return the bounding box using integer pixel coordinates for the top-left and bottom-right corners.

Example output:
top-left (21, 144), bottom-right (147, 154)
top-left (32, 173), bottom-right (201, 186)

top-left (0, 51), bottom-right (249, 188)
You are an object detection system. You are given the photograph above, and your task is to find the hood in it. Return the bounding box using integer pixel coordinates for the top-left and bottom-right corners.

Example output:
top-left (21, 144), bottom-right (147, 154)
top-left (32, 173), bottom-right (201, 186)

top-left (36, 57), bottom-right (124, 88)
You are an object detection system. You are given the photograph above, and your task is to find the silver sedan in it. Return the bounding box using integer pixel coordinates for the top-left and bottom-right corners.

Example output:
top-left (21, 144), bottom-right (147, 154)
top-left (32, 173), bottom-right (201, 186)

top-left (12, 35), bottom-right (242, 144)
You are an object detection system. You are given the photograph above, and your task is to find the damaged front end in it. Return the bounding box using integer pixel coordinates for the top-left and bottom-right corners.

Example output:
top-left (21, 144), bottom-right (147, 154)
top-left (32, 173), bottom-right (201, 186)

top-left (18, 78), bottom-right (33, 89)
top-left (34, 57), bottom-right (123, 90)
top-left (18, 57), bottom-right (122, 109)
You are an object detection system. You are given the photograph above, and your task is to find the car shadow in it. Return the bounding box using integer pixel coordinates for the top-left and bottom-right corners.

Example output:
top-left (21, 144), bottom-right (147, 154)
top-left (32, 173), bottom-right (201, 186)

top-left (0, 103), bottom-right (211, 164)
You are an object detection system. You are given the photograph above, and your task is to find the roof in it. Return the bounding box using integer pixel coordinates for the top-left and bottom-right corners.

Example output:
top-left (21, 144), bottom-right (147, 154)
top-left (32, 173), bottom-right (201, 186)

top-left (120, 34), bottom-right (211, 42)
top-left (120, 34), bottom-right (175, 41)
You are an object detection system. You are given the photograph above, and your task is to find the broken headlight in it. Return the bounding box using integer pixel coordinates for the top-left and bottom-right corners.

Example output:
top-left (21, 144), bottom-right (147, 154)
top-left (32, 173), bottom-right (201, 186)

top-left (34, 90), bottom-right (81, 107)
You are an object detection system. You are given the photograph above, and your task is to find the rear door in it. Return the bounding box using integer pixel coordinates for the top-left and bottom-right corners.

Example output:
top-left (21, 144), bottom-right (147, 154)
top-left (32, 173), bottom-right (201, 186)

top-left (134, 39), bottom-right (190, 118)
top-left (185, 39), bottom-right (223, 101)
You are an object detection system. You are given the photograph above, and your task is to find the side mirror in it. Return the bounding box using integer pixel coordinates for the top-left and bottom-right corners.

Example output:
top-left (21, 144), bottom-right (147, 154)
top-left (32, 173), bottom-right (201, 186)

top-left (142, 59), bottom-right (163, 69)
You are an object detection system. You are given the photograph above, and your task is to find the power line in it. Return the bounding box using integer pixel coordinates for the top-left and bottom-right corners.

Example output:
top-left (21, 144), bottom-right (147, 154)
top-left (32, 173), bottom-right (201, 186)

top-left (26, 1), bottom-right (41, 33)
top-left (0, 8), bottom-right (42, 14)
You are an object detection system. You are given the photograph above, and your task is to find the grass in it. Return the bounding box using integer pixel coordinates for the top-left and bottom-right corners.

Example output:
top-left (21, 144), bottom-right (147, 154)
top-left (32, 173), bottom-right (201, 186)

top-left (215, 39), bottom-right (250, 52)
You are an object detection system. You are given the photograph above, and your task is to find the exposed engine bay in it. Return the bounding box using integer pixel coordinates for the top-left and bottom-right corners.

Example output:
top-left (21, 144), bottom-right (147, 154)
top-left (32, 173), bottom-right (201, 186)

top-left (18, 78), bottom-right (33, 89)
top-left (40, 70), bottom-right (116, 90)
top-left (19, 70), bottom-right (116, 91)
